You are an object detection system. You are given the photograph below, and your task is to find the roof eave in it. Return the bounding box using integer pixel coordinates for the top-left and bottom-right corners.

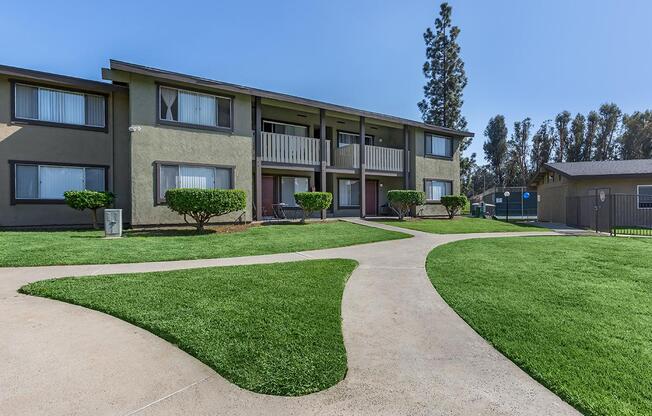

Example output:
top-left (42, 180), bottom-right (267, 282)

top-left (0, 64), bottom-right (125, 93)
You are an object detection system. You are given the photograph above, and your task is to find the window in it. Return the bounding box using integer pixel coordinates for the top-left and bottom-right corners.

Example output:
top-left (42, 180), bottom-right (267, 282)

top-left (337, 131), bottom-right (374, 148)
top-left (14, 83), bottom-right (106, 128)
top-left (13, 163), bottom-right (106, 201)
top-left (638, 185), bottom-right (652, 209)
top-left (339, 179), bottom-right (360, 207)
top-left (158, 163), bottom-right (232, 201)
top-left (425, 179), bottom-right (452, 201)
top-left (280, 176), bottom-right (309, 207)
top-left (425, 134), bottom-right (453, 157)
top-left (159, 86), bottom-right (232, 129)
top-left (263, 120), bottom-right (308, 137)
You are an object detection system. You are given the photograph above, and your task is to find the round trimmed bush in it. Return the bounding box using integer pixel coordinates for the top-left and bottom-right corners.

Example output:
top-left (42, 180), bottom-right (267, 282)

top-left (294, 192), bottom-right (332, 222)
top-left (441, 195), bottom-right (468, 219)
top-left (165, 188), bottom-right (247, 230)
top-left (64, 190), bottom-right (115, 229)
top-left (387, 190), bottom-right (425, 220)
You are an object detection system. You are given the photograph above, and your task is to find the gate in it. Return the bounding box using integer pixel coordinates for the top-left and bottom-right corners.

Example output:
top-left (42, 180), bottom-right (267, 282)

top-left (566, 192), bottom-right (652, 236)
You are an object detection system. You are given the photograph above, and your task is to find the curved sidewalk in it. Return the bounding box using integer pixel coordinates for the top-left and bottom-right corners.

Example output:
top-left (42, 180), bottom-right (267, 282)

top-left (0, 220), bottom-right (580, 416)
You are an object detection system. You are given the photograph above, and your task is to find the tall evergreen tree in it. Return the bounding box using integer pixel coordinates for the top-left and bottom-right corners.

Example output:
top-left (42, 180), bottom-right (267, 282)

top-left (483, 115), bottom-right (508, 186)
top-left (554, 111), bottom-right (571, 162)
top-left (619, 111), bottom-right (652, 159)
top-left (583, 111), bottom-right (599, 161)
top-left (567, 113), bottom-right (586, 162)
top-left (507, 118), bottom-right (531, 186)
top-left (593, 103), bottom-right (622, 160)
top-left (460, 152), bottom-right (477, 196)
top-left (530, 120), bottom-right (554, 173)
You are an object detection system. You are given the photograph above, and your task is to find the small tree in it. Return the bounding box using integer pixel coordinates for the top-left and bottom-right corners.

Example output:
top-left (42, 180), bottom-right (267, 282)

top-left (387, 190), bottom-right (425, 220)
top-left (64, 190), bottom-right (115, 229)
top-left (165, 188), bottom-right (246, 231)
top-left (440, 195), bottom-right (468, 219)
top-left (294, 192), bottom-right (332, 223)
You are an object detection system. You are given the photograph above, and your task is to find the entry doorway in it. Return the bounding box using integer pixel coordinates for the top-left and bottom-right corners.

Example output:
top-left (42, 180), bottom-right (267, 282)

top-left (365, 179), bottom-right (378, 216)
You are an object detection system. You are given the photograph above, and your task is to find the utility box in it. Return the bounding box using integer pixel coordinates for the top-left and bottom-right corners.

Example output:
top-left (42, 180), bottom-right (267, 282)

top-left (104, 209), bottom-right (123, 238)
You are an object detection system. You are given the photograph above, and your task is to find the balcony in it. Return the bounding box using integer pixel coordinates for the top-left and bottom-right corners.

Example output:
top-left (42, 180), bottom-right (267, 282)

top-left (261, 132), bottom-right (330, 166)
top-left (333, 144), bottom-right (405, 173)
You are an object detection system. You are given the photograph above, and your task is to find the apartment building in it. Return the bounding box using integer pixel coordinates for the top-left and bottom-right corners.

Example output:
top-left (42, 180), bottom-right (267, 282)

top-left (0, 61), bottom-right (473, 227)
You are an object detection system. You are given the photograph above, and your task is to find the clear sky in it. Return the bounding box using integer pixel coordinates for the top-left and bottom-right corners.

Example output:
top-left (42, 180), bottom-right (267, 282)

top-left (3, 0), bottom-right (651, 162)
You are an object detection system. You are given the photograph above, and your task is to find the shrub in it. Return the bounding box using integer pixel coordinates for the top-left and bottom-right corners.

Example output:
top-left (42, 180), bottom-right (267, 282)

top-left (441, 195), bottom-right (468, 219)
top-left (64, 190), bottom-right (115, 229)
top-left (165, 188), bottom-right (247, 231)
top-left (294, 192), bottom-right (332, 223)
top-left (387, 190), bottom-right (425, 220)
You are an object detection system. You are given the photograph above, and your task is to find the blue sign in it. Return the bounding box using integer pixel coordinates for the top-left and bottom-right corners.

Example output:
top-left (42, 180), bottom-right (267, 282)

top-left (523, 192), bottom-right (531, 199)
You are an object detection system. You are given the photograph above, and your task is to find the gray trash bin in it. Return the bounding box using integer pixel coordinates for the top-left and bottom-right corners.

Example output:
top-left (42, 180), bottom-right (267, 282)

top-left (104, 209), bottom-right (123, 238)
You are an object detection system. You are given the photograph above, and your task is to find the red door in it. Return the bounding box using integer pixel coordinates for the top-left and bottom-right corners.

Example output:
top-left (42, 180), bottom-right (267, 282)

top-left (262, 176), bottom-right (274, 217)
top-left (365, 180), bottom-right (377, 216)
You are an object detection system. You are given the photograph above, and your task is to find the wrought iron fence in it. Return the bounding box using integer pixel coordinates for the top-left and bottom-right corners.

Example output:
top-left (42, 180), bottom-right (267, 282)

top-left (566, 192), bottom-right (652, 236)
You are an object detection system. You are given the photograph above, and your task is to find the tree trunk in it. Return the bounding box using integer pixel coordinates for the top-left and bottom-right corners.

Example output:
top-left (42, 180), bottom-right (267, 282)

top-left (91, 209), bottom-right (98, 230)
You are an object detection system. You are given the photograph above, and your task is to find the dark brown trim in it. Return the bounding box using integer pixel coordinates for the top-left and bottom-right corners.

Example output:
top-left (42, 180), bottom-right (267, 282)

top-left (9, 160), bottom-right (110, 205)
top-left (153, 161), bottom-right (236, 205)
top-left (0, 64), bottom-right (124, 93)
top-left (155, 83), bottom-right (234, 133)
top-left (336, 129), bottom-right (375, 147)
top-left (423, 178), bottom-right (454, 204)
top-left (423, 133), bottom-right (454, 158)
top-left (10, 80), bottom-right (109, 133)
top-left (365, 179), bottom-right (379, 216)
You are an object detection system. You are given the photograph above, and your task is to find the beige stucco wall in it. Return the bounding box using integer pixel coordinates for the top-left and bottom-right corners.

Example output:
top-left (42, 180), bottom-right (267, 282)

top-left (0, 75), bottom-right (130, 227)
top-left (119, 73), bottom-right (253, 226)
top-left (412, 128), bottom-right (461, 217)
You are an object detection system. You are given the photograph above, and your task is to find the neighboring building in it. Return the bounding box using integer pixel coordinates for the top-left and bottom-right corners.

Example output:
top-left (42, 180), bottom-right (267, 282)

top-left (471, 186), bottom-right (538, 219)
top-left (1, 61), bottom-right (473, 228)
top-left (532, 159), bottom-right (652, 224)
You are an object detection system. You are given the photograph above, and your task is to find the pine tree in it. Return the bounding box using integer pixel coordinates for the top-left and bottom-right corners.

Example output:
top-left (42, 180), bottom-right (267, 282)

top-left (530, 120), bottom-right (554, 173)
top-left (583, 111), bottom-right (599, 161)
top-left (593, 103), bottom-right (622, 160)
top-left (554, 111), bottom-right (571, 162)
top-left (483, 115), bottom-right (508, 186)
top-left (567, 113), bottom-right (585, 162)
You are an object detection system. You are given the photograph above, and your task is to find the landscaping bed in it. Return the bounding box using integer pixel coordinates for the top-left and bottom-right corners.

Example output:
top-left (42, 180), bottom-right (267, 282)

top-left (20, 259), bottom-right (357, 396)
top-left (426, 236), bottom-right (652, 416)
top-left (0, 221), bottom-right (409, 267)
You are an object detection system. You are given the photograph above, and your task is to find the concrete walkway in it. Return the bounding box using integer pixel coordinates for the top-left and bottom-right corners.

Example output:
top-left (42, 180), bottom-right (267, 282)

top-left (0, 220), bottom-right (580, 416)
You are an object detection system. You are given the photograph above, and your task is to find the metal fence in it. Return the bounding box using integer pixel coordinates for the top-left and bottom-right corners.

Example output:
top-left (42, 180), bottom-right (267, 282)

top-left (566, 192), bottom-right (652, 236)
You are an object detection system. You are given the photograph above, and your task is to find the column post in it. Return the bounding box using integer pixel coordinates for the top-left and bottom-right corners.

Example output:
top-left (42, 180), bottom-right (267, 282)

top-left (320, 109), bottom-right (327, 219)
top-left (254, 96), bottom-right (263, 221)
top-left (403, 125), bottom-right (410, 189)
top-left (359, 116), bottom-right (366, 218)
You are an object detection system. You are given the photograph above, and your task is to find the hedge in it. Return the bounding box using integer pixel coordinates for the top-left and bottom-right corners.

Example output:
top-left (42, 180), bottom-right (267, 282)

top-left (165, 188), bottom-right (247, 231)
top-left (64, 190), bottom-right (115, 229)
top-left (294, 192), bottom-right (332, 222)
top-left (441, 195), bottom-right (468, 219)
top-left (387, 190), bottom-right (425, 220)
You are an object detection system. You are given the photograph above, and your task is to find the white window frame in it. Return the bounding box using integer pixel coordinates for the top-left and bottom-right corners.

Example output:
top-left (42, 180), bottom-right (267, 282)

top-left (13, 83), bottom-right (106, 129)
top-left (424, 179), bottom-right (453, 202)
top-left (637, 185), bottom-right (652, 209)
top-left (13, 162), bottom-right (106, 202)
top-left (156, 162), bottom-right (234, 204)
top-left (158, 85), bottom-right (232, 130)
top-left (425, 133), bottom-right (454, 158)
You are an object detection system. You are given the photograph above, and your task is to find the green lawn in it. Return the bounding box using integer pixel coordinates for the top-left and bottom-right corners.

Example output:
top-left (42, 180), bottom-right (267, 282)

top-left (0, 221), bottom-right (408, 267)
top-left (20, 259), bottom-right (357, 396)
top-left (379, 216), bottom-right (547, 234)
top-left (426, 236), bottom-right (652, 416)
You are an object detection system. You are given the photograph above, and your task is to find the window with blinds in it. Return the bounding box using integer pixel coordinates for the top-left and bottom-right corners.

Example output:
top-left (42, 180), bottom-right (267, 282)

top-left (425, 134), bottom-right (453, 157)
top-left (13, 163), bottom-right (106, 201)
top-left (14, 84), bottom-right (106, 128)
top-left (425, 180), bottom-right (452, 201)
top-left (159, 86), bottom-right (232, 129)
top-left (158, 163), bottom-right (232, 201)
top-left (280, 176), bottom-right (309, 207)
top-left (339, 179), bottom-right (361, 207)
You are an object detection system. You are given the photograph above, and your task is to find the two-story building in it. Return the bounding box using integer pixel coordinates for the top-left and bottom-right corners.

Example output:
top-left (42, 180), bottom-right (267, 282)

top-left (0, 61), bottom-right (473, 228)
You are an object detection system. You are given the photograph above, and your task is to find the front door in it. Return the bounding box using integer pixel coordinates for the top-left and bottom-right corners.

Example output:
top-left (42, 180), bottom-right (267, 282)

top-left (262, 176), bottom-right (274, 217)
top-left (365, 180), bottom-right (378, 216)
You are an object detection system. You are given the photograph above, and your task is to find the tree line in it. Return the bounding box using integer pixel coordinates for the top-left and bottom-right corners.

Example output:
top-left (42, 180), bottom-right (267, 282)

top-left (467, 105), bottom-right (652, 195)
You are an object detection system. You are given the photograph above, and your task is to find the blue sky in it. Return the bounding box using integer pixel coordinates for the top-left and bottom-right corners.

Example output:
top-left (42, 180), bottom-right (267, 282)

top-left (3, 0), bottom-right (651, 162)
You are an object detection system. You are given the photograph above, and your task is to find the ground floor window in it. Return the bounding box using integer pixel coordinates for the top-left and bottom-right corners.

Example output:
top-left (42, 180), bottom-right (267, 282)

top-left (638, 185), bottom-right (652, 209)
top-left (339, 179), bottom-right (360, 207)
top-left (13, 162), bottom-right (106, 202)
top-left (158, 163), bottom-right (232, 202)
top-left (425, 179), bottom-right (452, 202)
top-left (280, 176), bottom-right (309, 207)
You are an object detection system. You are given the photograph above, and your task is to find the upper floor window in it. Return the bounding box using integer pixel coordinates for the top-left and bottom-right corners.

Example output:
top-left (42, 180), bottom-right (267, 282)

top-left (425, 179), bottom-right (452, 202)
top-left (263, 120), bottom-right (308, 137)
top-left (159, 86), bottom-right (232, 129)
top-left (337, 131), bottom-right (374, 148)
top-left (12, 162), bottom-right (106, 202)
top-left (14, 83), bottom-right (106, 128)
top-left (425, 133), bottom-right (453, 158)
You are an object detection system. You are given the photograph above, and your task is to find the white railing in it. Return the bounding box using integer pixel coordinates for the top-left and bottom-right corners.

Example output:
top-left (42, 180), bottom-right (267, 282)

top-left (333, 144), bottom-right (404, 172)
top-left (261, 132), bottom-right (330, 166)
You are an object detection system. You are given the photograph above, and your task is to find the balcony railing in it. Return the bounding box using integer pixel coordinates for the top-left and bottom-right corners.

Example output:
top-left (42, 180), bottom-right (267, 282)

top-left (333, 144), bottom-right (404, 173)
top-left (261, 132), bottom-right (330, 166)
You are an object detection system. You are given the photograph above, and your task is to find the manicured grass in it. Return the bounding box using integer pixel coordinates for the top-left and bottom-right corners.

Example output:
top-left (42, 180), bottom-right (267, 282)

top-left (20, 259), bottom-right (357, 396)
top-left (426, 236), bottom-right (652, 416)
top-left (0, 221), bottom-right (408, 267)
top-left (379, 216), bottom-right (547, 234)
